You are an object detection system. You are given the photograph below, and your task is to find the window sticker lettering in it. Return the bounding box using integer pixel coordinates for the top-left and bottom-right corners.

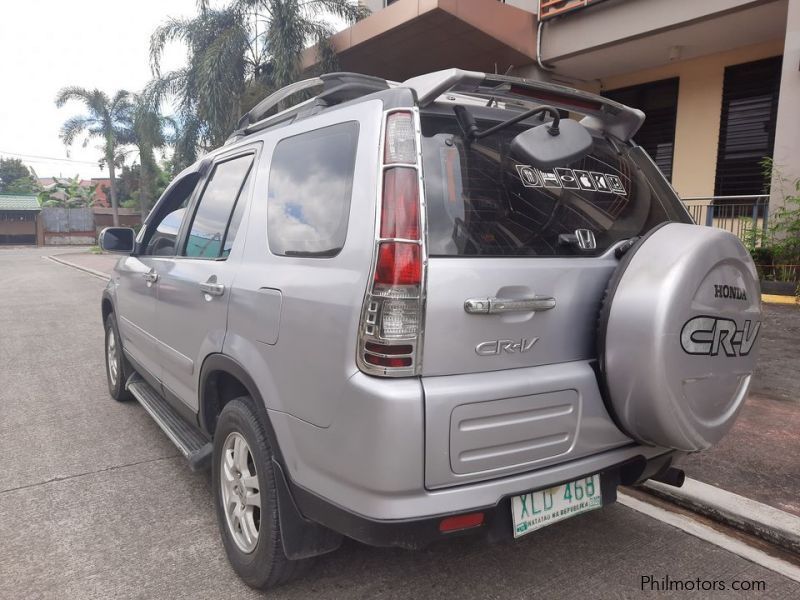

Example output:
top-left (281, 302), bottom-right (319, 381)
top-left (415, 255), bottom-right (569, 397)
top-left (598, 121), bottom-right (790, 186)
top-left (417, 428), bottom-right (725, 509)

top-left (573, 170), bottom-right (596, 191)
top-left (515, 165), bottom-right (627, 196)
top-left (537, 169), bottom-right (562, 188)
top-left (555, 167), bottom-right (580, 189)
top-left (516, 164), bottom-right (542, 187)
top-left (590, 172), bottom-right (612, 193)
top-left (606, 174), bottom-right (627, 195)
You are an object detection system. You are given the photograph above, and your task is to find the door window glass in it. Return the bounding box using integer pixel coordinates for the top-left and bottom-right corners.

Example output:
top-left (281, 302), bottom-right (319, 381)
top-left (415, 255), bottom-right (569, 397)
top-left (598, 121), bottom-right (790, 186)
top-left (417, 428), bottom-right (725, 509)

top-left (267, 122), bottom-right (359, 257)
top-left (142, 174), bottom-right (200, 256)
top-left (184, 155), bottom-right (254, 259)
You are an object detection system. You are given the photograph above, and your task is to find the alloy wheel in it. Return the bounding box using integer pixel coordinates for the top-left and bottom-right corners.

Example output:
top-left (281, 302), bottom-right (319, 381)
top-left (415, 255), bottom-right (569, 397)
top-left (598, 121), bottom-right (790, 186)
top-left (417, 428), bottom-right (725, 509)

top-left (220, 431), bottom-right (261, 553)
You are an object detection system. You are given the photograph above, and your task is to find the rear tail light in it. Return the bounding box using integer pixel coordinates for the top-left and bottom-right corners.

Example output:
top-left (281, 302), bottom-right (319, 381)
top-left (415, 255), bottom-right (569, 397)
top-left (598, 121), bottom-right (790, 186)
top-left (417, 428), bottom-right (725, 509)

top-left (439, 512), bottom-right (485, 533)
top-left (375, 243), bottom-right (420, 286)
top-left (358, 110), bottom-right (425, 377)
top-left (384, 112), bottom-right (417, 164)
top-left (381, 168), bottom-right (419, 239)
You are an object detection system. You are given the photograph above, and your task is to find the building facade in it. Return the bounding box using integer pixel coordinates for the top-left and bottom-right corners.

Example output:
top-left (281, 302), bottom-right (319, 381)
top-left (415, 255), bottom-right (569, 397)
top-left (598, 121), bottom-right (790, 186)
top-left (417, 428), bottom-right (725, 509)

top-left (304, 0), bottom-right (799, 221)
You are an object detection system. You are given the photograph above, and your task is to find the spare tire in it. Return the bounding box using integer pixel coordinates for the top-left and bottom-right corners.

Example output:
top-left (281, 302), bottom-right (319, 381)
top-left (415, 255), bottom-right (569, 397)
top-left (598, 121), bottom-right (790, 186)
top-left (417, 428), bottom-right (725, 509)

top-left (598, 223), bottom-right (762, 451)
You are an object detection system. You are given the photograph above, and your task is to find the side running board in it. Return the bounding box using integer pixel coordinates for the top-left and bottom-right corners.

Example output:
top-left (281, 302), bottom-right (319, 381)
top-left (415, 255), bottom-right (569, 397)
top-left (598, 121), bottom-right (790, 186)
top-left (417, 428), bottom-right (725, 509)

top-left (126, 374), bottom-right (213, 471)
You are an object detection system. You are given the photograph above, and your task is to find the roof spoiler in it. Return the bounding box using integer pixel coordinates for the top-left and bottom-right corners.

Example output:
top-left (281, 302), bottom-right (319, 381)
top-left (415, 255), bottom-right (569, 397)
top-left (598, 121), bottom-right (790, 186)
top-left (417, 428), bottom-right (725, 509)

top-left (402, 68), bottom-right (645, 142)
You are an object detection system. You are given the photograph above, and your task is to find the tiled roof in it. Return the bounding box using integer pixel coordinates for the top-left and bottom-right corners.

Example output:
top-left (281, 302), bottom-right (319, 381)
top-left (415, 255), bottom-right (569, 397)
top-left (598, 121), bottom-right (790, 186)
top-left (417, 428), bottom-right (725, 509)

top-left (0, 195), bottom-right (41, 211)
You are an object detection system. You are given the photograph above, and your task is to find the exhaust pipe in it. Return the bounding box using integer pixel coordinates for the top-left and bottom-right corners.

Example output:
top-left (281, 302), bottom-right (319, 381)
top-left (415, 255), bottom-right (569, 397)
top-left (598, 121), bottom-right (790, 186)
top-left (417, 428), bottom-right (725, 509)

top-left (651, 466), bottom-right (685, 488)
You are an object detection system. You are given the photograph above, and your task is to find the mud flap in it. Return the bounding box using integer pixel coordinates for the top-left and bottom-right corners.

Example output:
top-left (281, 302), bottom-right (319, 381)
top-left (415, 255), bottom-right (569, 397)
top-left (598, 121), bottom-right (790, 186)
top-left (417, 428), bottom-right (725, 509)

top-left (272, 459), bottom-right (343, 559)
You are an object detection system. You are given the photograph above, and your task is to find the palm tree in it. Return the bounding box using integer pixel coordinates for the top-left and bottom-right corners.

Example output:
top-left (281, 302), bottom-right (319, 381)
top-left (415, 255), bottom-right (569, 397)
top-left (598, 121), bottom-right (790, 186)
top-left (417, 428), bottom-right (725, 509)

top-left (149, 0), bottom-right (367, 153)
top-left (55, 88), bottom-right (132, 226)
top-left (128, 92), bottom-right (171, 220)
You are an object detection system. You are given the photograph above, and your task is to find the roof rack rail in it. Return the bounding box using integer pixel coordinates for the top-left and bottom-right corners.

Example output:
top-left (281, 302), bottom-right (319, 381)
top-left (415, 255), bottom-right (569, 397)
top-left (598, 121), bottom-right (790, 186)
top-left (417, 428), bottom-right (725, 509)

top-left (226, 72), bottom-right (389, 144)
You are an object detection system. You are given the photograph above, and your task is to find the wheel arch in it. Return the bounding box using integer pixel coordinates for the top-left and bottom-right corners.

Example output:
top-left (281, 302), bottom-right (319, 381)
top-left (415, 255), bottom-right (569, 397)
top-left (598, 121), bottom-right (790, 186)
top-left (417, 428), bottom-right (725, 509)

top-left (200, 353), bottom-right (343, 558)
top-left (198, 354), bottom-right (276, 448)
top-left (101, 291), bottom-right (114, 324)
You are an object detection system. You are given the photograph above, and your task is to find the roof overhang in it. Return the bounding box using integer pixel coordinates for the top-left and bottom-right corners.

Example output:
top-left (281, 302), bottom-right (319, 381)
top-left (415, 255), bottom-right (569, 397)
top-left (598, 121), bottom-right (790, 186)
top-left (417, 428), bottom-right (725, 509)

top-left (302, 0), bottom-right (538, 81)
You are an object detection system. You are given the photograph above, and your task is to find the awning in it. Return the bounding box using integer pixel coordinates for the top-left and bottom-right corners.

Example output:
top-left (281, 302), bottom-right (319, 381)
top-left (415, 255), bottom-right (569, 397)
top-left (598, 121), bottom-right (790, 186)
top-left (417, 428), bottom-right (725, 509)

top-left (302, 0), bottom-right (538, 81)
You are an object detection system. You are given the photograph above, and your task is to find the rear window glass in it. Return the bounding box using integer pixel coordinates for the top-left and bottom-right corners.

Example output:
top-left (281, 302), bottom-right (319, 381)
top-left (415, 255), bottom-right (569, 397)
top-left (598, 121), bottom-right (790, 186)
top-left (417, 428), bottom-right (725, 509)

top-left (267, 122), bottom-right (359, 257)
top-left (420, 112), bottom-right (690, 257)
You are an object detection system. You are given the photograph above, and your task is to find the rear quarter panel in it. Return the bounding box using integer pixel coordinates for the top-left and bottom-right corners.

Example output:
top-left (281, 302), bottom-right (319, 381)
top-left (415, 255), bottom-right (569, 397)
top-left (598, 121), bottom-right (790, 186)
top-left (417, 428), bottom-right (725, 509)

top-left (223, 99), bottom-right (384, 428)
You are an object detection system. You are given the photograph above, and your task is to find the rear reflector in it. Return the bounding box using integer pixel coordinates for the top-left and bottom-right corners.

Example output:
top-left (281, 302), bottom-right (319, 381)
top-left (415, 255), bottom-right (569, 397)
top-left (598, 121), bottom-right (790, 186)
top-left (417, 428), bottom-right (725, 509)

top-left (439, 512), bottom-right (485, 533)
top-left (375, 242), bottom-right (421, 286)
top-left (381, 168), bottom-right (419, 240)
top-left (364, 354), bottom-right (413, 368)
top-left (384, 111), bottom-right (416, 164)
top-left (365, 342), bottom-right (413, 355)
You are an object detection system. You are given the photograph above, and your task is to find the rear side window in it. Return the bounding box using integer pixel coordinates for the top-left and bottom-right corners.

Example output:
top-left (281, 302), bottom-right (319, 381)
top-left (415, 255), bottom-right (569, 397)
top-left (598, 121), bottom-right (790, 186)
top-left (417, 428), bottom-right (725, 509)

top-left (267, 122), bottom-right (359, 257)
top-left (420, 112), bottom-right (690, 257)
top-left (184, 154), bottom-right (254, 259)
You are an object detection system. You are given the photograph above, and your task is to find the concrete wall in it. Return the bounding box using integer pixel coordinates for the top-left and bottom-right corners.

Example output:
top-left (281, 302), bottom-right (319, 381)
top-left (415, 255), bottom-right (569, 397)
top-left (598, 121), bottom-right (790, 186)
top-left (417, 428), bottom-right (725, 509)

top-left (594, 40), bottom-right (784, 198)
top-left (361, 0), bottom-right (537, 17)
top-left (542, 0), bottom-right (776, 62)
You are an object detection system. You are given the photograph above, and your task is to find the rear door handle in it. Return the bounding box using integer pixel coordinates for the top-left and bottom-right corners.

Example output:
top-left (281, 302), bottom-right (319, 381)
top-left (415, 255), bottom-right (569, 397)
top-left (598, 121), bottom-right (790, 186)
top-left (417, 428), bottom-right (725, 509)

top-left (199, 281), bottom-right (225, 297)
top-left (464, 296), bottom-right (556, 314)
top-left (143, 270), bottom-right (158, 284)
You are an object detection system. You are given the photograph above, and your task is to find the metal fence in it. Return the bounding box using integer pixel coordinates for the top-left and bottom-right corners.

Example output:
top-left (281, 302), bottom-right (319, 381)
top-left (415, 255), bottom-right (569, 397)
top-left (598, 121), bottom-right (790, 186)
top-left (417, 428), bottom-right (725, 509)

top-left (682, 195), bottom-right (770, 244)
top-left (40, 207), bottom-right (95, 245)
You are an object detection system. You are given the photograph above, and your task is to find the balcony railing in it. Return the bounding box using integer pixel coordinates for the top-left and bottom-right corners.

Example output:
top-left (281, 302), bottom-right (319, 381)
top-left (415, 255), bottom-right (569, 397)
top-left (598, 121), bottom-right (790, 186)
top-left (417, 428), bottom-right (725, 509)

top-left (682, 195), bottom-right (770, 244)
top-left (538, 0), bottom-right (610, 21)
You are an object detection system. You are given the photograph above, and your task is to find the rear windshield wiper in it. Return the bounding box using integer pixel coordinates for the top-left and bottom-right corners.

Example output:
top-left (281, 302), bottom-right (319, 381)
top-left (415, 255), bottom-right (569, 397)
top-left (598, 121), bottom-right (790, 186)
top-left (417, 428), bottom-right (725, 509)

top-left (454, 104), bottom-right (561, 141)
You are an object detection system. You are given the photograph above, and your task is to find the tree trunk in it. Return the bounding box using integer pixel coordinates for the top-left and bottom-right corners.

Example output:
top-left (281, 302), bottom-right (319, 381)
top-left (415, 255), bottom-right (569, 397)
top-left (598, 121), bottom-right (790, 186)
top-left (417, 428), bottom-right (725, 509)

top-left (139, 158), bottom-right (150, 223)
top-left (107, 153), bottom-right (120, 227)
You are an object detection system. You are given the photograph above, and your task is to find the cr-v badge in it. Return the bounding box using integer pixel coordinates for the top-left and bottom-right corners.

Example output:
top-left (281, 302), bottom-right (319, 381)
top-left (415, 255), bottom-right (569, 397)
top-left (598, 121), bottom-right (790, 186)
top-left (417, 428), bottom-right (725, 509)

top-left (680, 316), bottom-right (760, 357)
top-left (476, 338), bottom-right (538, 356)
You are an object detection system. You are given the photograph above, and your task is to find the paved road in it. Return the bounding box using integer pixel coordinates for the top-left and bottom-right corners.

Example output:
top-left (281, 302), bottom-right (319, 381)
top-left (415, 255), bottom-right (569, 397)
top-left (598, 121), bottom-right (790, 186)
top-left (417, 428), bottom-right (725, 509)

top-left (1, 247), bottom-right (798, 599)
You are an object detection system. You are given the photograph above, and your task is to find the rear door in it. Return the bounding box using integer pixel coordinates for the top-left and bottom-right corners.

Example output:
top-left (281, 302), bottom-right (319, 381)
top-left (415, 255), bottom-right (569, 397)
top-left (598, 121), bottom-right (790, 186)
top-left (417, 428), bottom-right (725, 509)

top-left (419, 108), bottom-right (690, 376)
top-left (152, 149), bottom-right (257, 410)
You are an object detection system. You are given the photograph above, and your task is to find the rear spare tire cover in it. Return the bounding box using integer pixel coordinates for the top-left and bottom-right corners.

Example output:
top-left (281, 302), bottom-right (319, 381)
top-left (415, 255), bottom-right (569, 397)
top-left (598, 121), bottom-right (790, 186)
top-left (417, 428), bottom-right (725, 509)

top-left (599, 223), bottom-right (762, 451)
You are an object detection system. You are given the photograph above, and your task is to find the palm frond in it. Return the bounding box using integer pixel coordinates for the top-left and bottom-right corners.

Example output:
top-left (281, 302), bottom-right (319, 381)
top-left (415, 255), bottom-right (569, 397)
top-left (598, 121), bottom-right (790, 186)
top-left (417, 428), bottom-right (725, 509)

top-left (54, 86), bottom-right (93, 108)
top-left (59, 115), bottom-right (92, 147)
top-left (150, 17), bottom-right (193, 75)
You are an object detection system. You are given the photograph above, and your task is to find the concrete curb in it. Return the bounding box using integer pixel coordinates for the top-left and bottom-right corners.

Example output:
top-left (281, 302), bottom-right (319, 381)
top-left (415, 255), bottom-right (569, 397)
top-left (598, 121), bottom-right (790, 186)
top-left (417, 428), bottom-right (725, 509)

top-left (762, 294), bottom-right (798, 306)
top-left (641, 477), bottom-right (800, 554)
top-left (46, 255), bottom-right (110, 281)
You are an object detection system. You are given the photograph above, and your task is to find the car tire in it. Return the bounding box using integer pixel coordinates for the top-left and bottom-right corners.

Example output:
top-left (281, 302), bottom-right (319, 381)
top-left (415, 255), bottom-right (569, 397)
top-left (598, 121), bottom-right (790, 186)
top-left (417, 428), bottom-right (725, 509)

top-left (104, 314), bottom-right (132, 401)
top-left (213, 398), bottom-right (309, 589)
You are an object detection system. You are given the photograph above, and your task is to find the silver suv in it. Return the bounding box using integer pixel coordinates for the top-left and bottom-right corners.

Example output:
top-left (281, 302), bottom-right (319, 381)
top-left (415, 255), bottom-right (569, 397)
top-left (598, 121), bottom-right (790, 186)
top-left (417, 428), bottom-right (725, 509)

top-left (99, 69), bottom-right (762, 589)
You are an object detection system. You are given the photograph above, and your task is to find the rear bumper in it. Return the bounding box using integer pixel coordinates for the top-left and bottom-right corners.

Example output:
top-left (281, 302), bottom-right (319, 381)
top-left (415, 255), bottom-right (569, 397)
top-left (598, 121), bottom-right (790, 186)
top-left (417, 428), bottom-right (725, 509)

top-left (281, 450), bottom-right (677, 549)
top-left (268, 369), bottom-right (670, 522)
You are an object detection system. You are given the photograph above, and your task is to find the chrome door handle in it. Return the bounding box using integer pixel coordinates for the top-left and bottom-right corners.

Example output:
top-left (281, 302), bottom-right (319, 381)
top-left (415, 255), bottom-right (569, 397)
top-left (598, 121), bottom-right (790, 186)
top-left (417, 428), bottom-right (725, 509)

top-left (199, 281), bottom-right (225, 297)
top-left (143, 270), bottom-right (159, 283)
top-left (464, 296), bottom-right (556, 314)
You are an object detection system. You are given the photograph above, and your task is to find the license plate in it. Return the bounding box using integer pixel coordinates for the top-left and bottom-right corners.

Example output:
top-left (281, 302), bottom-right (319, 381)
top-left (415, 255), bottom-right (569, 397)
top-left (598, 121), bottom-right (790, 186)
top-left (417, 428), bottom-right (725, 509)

top-left (511, 474), bottom-right (602, 538)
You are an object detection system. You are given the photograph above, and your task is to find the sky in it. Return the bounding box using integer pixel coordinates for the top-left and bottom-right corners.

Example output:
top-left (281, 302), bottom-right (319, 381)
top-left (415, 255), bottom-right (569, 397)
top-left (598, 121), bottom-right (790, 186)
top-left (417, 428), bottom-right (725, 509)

top-left (0, 0), bottom-right (199, 180)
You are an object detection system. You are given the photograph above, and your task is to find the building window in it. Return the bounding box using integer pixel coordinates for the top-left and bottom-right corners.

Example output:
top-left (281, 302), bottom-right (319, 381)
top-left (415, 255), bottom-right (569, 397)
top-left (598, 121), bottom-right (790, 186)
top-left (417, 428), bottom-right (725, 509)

top-left (714, 56), bottom-right (782, 197)
top-left (603, 78), bottom-right (679, 182)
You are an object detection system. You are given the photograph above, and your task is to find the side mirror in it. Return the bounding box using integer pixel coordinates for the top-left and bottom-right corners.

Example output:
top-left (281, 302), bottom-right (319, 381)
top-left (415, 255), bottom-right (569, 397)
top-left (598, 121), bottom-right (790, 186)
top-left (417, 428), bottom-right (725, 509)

top-left (99, 227), bottom-right (135, 254)
top-left (510, 118), bottom-right (593, 170)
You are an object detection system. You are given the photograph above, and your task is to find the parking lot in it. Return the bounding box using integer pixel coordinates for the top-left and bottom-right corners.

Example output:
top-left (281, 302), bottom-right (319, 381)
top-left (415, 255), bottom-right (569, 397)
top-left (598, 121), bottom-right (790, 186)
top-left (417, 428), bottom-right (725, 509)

top-left (1, 247), bottom-right (798, 599)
